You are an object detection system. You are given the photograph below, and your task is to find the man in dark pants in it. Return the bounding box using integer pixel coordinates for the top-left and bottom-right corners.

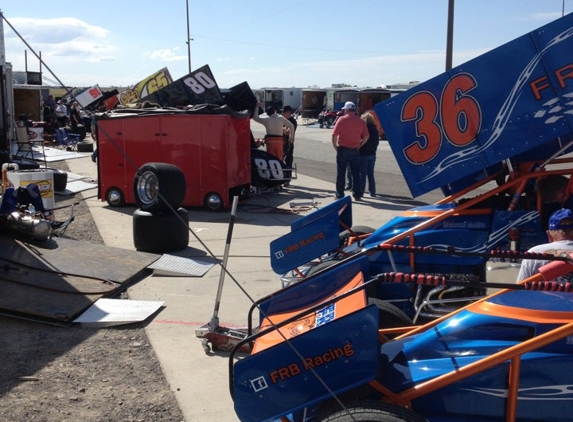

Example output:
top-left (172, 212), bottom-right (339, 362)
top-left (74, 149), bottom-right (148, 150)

top-left (331, 102), bottom-right (369, 200)
top-left (282, 105), bottom-right (297, 186)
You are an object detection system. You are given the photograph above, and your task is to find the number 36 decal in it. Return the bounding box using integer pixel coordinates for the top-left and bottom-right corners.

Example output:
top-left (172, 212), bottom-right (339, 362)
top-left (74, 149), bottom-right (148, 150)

top-left (401, 73), bottom-right (482, 165)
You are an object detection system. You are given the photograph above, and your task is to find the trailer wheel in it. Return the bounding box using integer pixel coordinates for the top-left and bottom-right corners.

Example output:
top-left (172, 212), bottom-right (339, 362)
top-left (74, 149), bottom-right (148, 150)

top-left (318, 401), bottom-right (427, 422)
top-left (368, 297), bottom-right (413, 331)
top-left (46, 168), bottom-right (68, 192)
top-left (133, 163), bottom-right (186, 212)
top-left (133, 207), bottom-right (189, 253)
top-left (106, 187), bottom-right (125, 207)
top-left (203, 192), bottom-right (224, 212)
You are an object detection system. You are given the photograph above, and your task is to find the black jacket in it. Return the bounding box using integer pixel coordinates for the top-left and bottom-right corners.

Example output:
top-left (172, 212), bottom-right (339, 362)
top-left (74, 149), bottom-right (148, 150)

top-left (360, 123), bottom-right (379, 156)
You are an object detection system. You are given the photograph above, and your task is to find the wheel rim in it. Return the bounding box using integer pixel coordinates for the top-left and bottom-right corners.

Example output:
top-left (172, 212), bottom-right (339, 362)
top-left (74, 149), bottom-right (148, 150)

top-left (135, 170), bottom-right (159, 206)
top-left (205, 193), bottom-right (222, 210)
top-left (107, 189), bottom-right (123, 206)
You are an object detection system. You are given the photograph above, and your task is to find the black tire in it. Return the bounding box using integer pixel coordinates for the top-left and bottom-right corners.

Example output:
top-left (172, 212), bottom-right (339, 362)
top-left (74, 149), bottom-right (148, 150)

top-left (133, 207), bottom-right (189, 253)
top-left (76, 140), bottom-right (93, 152)
top-left (46, 168), bottom-right (68, 192)
top-left (203, 192), bottom-right (224, 211)
top-left (105, 187), bottom-right (125, 207)
top-left (133, 162), bottom-right (186, 212)
top-left (339, 225), bottom-right (375, 247)
top-left (319, 401), bottom-right (427, 422)
top-left (368, 297), bottom-right (413, 330)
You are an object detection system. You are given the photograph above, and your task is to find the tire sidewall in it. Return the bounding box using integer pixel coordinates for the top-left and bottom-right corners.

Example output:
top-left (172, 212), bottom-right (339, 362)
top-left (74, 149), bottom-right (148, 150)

top-left (133, 162), bottom-right (186, 212)
top-left (133, 207), bottom-right (189, 253)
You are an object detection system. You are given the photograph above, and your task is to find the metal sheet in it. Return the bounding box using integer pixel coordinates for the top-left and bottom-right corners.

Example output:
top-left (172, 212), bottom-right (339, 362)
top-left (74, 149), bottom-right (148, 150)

top-left (148, 254), bottom-right (215, 277)
top-left (73, 298), bottom-right (164, 327)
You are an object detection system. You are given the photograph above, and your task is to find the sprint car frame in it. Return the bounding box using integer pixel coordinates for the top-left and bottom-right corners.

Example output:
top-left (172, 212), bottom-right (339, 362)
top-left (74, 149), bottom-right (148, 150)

top-left (230, 251), bottom-right (573, 422)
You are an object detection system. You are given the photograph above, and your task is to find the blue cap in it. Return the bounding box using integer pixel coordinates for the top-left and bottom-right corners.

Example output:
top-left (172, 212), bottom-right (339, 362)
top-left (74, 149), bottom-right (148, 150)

top-left (548, 208), bottom-right (573, 230)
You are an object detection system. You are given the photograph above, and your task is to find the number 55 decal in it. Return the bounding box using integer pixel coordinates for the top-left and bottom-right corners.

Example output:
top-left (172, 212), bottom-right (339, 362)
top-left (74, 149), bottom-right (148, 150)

top-left (401, 73), bottom-right (482, 165)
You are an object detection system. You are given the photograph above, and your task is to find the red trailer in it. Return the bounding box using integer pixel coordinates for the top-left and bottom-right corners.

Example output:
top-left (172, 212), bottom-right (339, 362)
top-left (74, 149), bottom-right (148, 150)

top-left (96, 107), bottom-right (252, 211)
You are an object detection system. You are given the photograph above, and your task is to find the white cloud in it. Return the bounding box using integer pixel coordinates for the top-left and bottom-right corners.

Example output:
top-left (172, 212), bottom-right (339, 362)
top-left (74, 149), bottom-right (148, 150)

top-left (221, 49), bottom-right (491, 89)
top-left (142, 48), bottom-right (187, 62)
top-left (4, 17), bottom-right (115, 68)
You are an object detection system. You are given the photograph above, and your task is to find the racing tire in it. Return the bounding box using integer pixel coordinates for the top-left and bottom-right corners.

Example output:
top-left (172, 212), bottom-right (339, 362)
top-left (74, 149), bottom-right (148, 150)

top-left (368, 297), bottom-right (413, 330)
top-left (105, 187), bottom-right (126, 207)
top-left (318, 401), bottom-right (427, 422)
top-left (203, 192), bottom-right (224, 212)
top-left (76, 140), bottom-right (93, 152)
top-left (339, 225), bottom-right (376, 247)
top-left (46, 168), bottom-right (68, 192)
top-left (133, 163), bottom-right (186, 212)
top-left (133, 207), bottom-right (189, 253)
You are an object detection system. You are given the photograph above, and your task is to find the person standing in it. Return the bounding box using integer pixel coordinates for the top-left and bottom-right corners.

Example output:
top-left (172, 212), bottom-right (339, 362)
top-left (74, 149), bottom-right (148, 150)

top-left (282, 105), bottom-right (297, 185)
top-left (69, 101), bottom-right (82, 131)
top-left (54, 100), bottom-right (68, 127)
top-left (252, 102), bottom-right (294, 160)
top-left (516, 208), bottom-right (573, 282)
top-left (359, 112), bottom-right (380, 197)
top-left (331, 101), bottom-right (369, 200)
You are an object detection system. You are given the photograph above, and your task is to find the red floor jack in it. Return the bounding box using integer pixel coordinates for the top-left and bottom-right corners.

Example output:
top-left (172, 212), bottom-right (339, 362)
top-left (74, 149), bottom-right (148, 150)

top-left (195, 197), bottom-right (251, 354)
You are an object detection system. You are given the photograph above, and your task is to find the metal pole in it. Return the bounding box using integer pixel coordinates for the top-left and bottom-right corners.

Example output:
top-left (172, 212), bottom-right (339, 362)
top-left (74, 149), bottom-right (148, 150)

top-left (209, 196), bottom-right (239, 331)
top-left (445, 0), bottom-right (455, 71)
top-left (186, 0), bottom-right (192, 73)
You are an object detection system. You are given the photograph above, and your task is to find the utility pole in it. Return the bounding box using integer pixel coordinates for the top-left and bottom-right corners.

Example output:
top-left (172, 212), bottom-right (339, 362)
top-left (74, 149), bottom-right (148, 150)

top-left (186, 0), bottom-right (192, 73)
top-left (445, 0), bottom-right (455, 71)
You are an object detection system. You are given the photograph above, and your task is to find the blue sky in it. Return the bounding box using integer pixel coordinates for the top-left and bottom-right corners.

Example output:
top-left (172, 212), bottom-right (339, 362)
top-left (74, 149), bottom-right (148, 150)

top-left (1, 1), bottom-right (571, 89)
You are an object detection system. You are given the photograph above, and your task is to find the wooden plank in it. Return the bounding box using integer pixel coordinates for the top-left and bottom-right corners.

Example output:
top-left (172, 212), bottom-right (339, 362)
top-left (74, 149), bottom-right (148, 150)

top-left (0, 236), bottom-right (158, 324)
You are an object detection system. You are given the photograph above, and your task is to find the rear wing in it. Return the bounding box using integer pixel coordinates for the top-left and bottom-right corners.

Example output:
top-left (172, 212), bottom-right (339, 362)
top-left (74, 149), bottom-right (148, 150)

top-left (374, 13), bottom-right (573, 198)
top-left (270, 196), bottom-right (352, 274)
top-left (233, 256), bottom-right (374, 422)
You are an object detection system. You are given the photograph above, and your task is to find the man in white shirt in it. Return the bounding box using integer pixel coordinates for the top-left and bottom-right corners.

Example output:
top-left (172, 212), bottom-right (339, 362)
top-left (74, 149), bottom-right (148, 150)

top-left (252, 102), bottom-right (294, 160)
top-left (516, 208), bottom-right (573, 282)
top-left (55, 100), bottom-right (68, 127)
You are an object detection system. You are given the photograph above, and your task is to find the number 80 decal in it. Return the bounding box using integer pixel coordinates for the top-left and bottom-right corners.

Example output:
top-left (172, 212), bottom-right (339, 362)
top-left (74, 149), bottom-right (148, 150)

top-left (183, 71), bottom-right (217, 94)
top-left (401, 73), bottom-right (482, 165)
top-left (254, 158), bottom-right (285, 179)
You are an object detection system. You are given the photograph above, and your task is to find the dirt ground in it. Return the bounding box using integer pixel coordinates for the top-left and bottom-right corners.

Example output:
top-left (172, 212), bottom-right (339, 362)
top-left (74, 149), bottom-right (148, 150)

top-left (0, 160), bottom-right (185, 422)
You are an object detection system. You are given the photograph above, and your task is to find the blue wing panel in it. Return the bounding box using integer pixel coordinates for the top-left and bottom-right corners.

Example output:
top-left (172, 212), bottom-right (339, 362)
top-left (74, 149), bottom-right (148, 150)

top-left (375, 13), bottom-right (573, 197)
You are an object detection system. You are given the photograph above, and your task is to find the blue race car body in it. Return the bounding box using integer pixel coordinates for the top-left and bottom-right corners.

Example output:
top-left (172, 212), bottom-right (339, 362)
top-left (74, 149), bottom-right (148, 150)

top-left (270, 12), bottom-right (573, 320)
top-left (231, 255), bottom-right (573, 422)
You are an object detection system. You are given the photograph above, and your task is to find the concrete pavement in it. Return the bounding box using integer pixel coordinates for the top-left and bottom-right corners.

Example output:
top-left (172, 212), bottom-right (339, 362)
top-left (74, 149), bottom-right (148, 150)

top-left (65, 118), bottom-right (520, 421)
top-left (65, 139), bottom-right (404, 421)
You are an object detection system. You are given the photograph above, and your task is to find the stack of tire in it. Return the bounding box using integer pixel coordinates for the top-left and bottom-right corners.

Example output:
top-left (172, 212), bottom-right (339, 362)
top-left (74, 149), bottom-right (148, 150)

top-left (132, 162), bottom-right (189, 253)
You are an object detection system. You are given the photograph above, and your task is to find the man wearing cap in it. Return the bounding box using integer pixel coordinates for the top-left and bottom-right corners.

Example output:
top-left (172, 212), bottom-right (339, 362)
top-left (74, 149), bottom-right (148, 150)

top-left (55, 100), bottom-right (68, 128)
top-left (252, 102), bottom-right (294, 160)
top-left (516, 208), bottom-right (573, 282)
top-left (331, 101), bottom-right (369, 200)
